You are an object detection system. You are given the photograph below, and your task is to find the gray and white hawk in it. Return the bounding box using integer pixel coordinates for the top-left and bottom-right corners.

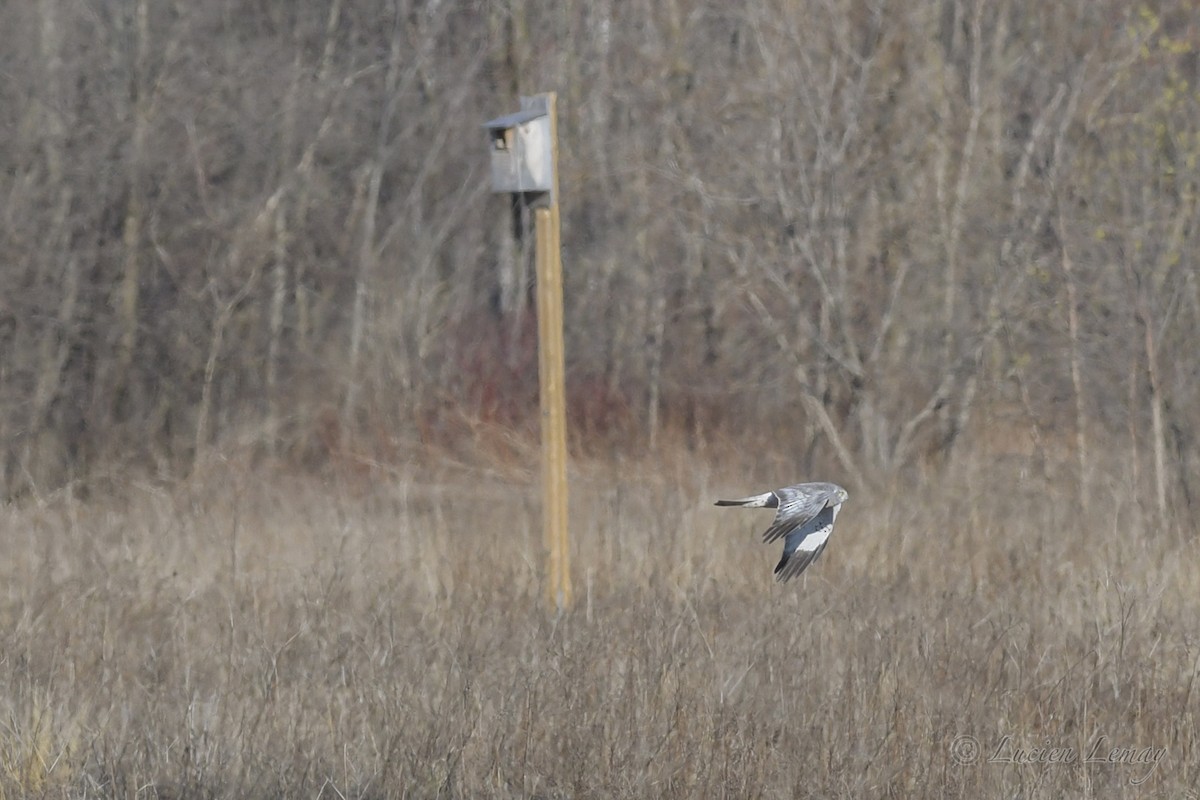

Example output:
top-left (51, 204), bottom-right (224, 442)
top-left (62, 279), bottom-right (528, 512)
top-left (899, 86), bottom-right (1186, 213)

top-left (715, 482), bottom-right (849, 582)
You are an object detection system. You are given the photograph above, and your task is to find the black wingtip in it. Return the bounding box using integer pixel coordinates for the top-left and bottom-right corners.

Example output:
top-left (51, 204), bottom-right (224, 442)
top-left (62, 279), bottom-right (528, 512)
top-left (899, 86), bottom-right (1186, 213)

top-left (714, 499), bottom-right (741, 506)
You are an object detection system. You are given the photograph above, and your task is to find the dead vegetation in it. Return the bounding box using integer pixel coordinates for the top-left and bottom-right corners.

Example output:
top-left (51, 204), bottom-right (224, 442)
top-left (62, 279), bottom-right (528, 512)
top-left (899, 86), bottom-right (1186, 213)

top-left (0, 448), bottom-right (1195, 799)
top-left (4, 0), bottom-right (1200, 514)
top-left (2, 0), bottom-right (1199, 795)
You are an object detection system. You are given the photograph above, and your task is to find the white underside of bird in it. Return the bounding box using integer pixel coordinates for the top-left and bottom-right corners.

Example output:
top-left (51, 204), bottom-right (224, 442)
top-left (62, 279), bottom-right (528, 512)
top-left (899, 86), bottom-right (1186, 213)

top-left (715, 481), bottom-right (849, 582)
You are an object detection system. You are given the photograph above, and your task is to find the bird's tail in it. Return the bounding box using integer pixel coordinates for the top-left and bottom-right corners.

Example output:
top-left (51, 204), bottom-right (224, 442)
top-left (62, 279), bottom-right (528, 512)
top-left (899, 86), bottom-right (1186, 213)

top-left (714, 492), bottom-right (778, 508)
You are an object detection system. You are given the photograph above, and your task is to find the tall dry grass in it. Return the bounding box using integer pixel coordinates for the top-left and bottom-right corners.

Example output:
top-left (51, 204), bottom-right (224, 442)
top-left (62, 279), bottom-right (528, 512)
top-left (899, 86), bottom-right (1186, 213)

top-left (0, 444), bottom-right (1196, 798)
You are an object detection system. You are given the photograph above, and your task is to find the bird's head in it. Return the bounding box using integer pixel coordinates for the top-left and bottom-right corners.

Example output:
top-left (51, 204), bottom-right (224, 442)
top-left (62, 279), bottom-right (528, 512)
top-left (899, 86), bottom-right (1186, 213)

top-left (834, 486), bottom-right (849, 505)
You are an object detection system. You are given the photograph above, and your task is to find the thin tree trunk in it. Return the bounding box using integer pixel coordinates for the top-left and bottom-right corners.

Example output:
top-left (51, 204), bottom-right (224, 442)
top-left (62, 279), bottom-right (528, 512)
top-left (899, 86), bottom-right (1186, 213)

top-left (1140, 297), bottom-right (1169, 527)
top-left (291, 0), bottom-right (345, 353)
top-left (344, 162), bottom-right (381, 423)
top-left (267, 203), bottom-right (288, 451)
top-left (1127, 347), bottom-right (1142, 526)
top-left (195, 270), bottom-right (259, 470)
top-left (1122, 245), bottom-right (1170, 529)
top-left (940, 1), bottom-right (984, 369)
top-left (343, 16), bottom-right (403, 424)
top-left (645, 269), bottom-right (667, 450)
top-left (1058, 223), bottom-right (1089, 509)
top-left (117, 0), bottom-right (151, 406)
top-left (265, 47), bottom-right (304, 455)
top-left (21, 0), bottom-right (75, 487)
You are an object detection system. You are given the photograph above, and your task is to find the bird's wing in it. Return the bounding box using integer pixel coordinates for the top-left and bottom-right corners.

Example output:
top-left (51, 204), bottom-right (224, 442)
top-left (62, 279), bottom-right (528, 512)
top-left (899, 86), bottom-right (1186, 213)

top-left (773, 504), bottom-right (838, 582)
top-left (760, 484), bottom-right (834, 543)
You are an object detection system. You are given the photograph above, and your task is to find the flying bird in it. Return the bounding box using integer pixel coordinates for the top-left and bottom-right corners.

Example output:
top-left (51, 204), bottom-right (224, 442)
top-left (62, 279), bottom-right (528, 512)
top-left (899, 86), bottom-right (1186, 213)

top-left (715, 482), bottom-right (849, 582)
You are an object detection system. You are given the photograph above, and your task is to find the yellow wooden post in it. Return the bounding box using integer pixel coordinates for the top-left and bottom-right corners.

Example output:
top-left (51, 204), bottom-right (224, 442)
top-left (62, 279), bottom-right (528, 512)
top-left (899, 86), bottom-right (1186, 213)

top-left (534, 92), bottom-right (571, 610)
top-left (482, 91), bottom-right (570, 610)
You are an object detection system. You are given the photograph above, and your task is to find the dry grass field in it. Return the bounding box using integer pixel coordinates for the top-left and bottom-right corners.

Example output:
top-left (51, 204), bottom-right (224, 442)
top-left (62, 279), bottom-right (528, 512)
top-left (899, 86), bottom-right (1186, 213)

top-left (5, 2), bottom-right (1200, 797)
top-left (0, 443), bottom-right (1196, 799)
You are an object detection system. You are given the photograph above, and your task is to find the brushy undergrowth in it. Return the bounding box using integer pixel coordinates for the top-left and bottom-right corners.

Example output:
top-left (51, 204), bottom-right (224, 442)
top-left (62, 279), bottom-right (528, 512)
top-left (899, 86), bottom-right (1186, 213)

top-left (0, 446), bottom-right (1196, 799)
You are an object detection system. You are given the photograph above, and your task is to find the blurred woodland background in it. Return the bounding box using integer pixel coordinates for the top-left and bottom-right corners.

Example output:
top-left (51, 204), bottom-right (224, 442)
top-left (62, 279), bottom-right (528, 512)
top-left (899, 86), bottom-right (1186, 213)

top-left (2, 0), bottom-right (1200, 517)
top-left (4, 3), bottom-right (1200, 797)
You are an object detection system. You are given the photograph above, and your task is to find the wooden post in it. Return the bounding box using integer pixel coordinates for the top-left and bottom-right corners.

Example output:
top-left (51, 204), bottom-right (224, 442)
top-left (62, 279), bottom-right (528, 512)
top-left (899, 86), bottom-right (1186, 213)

top-left (535, 92), bottom-right (571, 610)
top-left (483, 91), bottom-right (570, 610)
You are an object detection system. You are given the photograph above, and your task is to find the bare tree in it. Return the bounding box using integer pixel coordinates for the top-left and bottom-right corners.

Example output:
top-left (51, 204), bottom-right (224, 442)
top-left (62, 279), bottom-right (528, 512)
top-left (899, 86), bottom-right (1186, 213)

top-left (0, 0), bottom-right (1195, 513)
